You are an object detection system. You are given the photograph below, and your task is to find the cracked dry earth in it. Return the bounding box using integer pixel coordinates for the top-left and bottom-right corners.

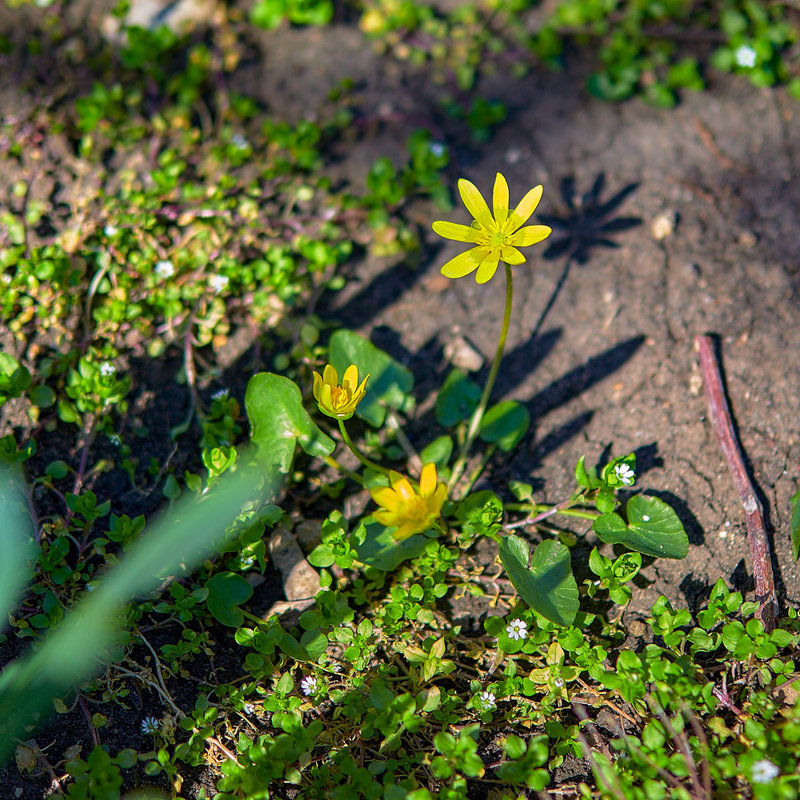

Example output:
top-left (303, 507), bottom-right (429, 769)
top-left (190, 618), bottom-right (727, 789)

top-left (238, 24), bottom-right (800, 619)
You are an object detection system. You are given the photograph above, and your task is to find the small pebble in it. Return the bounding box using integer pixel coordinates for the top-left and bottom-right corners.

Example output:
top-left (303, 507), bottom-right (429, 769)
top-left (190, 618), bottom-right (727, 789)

top-left (651, 211), bottom-right (676, 240)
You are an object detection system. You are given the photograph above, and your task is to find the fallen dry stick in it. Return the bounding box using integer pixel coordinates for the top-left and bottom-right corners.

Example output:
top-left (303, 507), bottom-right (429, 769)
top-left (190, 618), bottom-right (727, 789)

top-left (695, 335), bottom-right (777, 631)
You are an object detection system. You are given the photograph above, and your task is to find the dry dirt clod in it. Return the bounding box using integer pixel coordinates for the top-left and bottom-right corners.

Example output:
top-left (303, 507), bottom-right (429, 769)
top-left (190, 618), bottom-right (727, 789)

top-left (444, 329), bottom-right (485, 372)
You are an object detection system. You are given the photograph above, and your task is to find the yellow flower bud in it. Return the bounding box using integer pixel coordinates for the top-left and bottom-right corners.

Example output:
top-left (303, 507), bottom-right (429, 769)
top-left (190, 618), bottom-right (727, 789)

top-left (312, 364), bottom-right (369, 420)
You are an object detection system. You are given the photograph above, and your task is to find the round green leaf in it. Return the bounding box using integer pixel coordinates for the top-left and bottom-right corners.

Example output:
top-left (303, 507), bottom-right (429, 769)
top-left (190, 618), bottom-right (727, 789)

top-left (498, 535), bottom-right (579, 626)
top-left (420, 435), bottom-right (453, 469)
top-left (28, 385), bottom-right (55, 409)
top-left (245, 372), bottom-right (334, 473)
top-left (478, 401), bottom-right (530, 452)
top-left (205, 571), bottom-right (254, 627)
top-left (593, 495), bottom-right (688, 559)
top-left (329, 330), bottom-right (414, 427)
top-left (436, 369), bottom-right (481, 427)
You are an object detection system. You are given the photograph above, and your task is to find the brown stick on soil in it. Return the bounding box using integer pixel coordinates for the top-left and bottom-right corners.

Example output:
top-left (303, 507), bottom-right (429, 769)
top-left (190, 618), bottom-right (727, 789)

top-left (694, 335), bottom-right (777, 631)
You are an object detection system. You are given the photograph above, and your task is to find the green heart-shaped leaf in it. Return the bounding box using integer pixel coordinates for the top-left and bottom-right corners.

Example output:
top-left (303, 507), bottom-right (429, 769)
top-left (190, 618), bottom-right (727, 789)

top-left (593, 495), bottom-right (688, 559)
top-left (479, 401), bottom-right (530, 452)
top-left (355, 520), bottom-right (428, 571)
top-left (329, 330), bottom-right (414, 427)
top-left (498, 535), bottom-right (579, 626)
top-left (245, 373), bottom-right (334, 473)
top-left (436, 369), bottom-right (481, 427)
top-left (205, 572), bottom-right (254, 627)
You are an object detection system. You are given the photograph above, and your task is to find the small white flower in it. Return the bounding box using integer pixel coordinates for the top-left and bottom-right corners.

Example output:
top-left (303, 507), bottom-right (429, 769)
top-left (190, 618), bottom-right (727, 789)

top-left (614, 463), bottom-right (635, 486)
top-left (108, 433), bottom-right (121, 446)
top-left (209, 274), bottom-right (229, 293)
top-left (1, 273), bottom-right (11, 284)
top-left (212, 388), bottom-right (229, 401)
top-left (429, 142), bottom-right (446, 158)
top-left (479, 690), bottom-right (495, 708)
top-left (104, 224), bottom-right (118, 237)
top-left (300, 676), bottom-right (318, 696)
top-left (140, 716), bottom-right (160, 735)
top-left (734, 45), bottom-right (757, 69)
top-left (506, 619), bottom-right (528, 641)
top-left (155, 260), bottom-right (175, 279)
top-left (99, 361), bottom-right (116, 378)
top-left (751, 759), bottom-right (779, 784)
top-left (553, 677), bottom-right (565, 689)
top-left (231, 133), bottom-right (249, 149)
top-left (242, 703), bottom-right (255, 715)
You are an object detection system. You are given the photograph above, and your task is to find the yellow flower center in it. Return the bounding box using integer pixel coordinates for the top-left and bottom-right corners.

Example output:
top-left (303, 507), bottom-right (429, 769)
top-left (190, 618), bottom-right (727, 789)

top-left (401, 497), bottom-right (435, 530)
top-left (330, 386), bottom-right (352, 409)
top-left (489, 229), bottom-right (507, 247)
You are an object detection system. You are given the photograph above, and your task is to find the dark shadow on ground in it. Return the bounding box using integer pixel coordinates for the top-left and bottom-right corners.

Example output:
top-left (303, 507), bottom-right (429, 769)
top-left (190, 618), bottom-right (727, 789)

top-left (525, 335), bottom-right (646, 419)
top-left (539, 174), bottom-right (642, 265)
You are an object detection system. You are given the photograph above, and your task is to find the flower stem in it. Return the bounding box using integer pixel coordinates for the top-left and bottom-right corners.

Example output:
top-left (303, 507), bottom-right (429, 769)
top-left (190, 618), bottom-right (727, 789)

top-left (338, 419), bottom-right (389, 475)
top-left (504, 501), bottom-right (600, 525)
top-left (449, 263), bottom-right (514, 493)
top-left (323, 455), bottom-right (364, 486)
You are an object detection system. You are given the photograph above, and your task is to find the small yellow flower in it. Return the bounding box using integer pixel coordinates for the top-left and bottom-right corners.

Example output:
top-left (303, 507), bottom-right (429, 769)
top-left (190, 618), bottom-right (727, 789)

top-left (369, 463), bottom-right (447, 541)
top-left (312, 364), bottom-right (369, 420)
top-left (432, 172), bottom-right (552, 284)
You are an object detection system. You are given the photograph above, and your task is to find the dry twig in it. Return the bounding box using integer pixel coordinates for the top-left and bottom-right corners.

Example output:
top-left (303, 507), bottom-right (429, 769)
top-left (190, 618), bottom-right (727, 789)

top-left (694, 335), bottom-right (777, 631)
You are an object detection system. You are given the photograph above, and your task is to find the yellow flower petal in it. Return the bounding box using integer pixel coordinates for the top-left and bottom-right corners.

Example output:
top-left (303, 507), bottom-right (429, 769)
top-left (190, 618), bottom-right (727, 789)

top-left (458, 179), bottom-right (494, 229)
top-left (475, 252), bottom-right (501, 284)
top-left (374, 509), bottom-right (397, 527)
top-left (312, 370), bottom-right (322, 401)
top-left (370, 486), bottom-right (402, 511)
top-left (500, 246), bottom-right (526, 265)
top-left (354, 373), bottom-right (370, 402)
top-left (510, 224), bottom-right (552, 247)
top-left (431, 483), bottom-right (448, 513)
top-left (392, 475), bottom-right (416, 502)
top-left (392, 522), bottom-right (417, 542)
top-left (440, 248), bottom-right (481, 279)
top-left (432, 221), bottom-right (479, 243)
top-left (493, 173), bottom-right (509, 228)
top-left (320, 383), bottom-right (333, 411)
top-left (419, 463), bottom-right (437, 497)
top-left (322, 364), bottom-right (338, 386)
top-left (342, 364), bottom-right (358, 392)
top-left (508, 185), bottom-right (543, 231)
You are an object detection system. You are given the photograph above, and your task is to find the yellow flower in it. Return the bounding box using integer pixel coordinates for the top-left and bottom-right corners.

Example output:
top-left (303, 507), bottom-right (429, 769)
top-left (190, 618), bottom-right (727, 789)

top-left (312, 364), bottom-right (369, 420)
top-left (369, 463), bottom-right (447, 541)
top-left (432, 172), bottom-right (552, 284)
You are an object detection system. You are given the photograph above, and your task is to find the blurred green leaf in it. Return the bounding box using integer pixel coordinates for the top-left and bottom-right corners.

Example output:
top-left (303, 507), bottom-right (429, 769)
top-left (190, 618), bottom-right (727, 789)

top-left (0, 461), bottom-right (266, 759)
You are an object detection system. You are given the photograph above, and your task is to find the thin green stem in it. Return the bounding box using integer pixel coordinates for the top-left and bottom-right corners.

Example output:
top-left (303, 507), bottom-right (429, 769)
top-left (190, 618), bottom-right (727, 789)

top-left (449, 264), bottom-right (514, 493)
top-left (338, 419), bottom-right (389, 475)
top-left (505, 501), bottom-right (600, 522)
top-left (323, 455), bottom-right (364, 486)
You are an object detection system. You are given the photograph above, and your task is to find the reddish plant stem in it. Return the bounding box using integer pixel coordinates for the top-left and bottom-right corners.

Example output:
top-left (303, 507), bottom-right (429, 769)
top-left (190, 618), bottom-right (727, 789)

top-left (694, 335), bottom-right (777, 631)
top-left (78, 694), bottom-right (100, 747)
